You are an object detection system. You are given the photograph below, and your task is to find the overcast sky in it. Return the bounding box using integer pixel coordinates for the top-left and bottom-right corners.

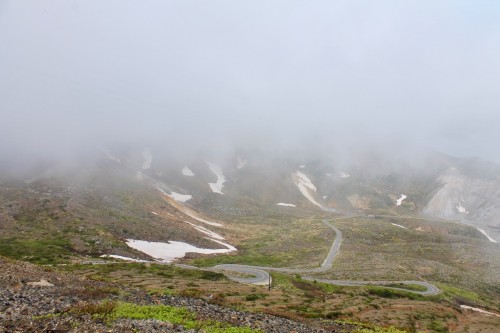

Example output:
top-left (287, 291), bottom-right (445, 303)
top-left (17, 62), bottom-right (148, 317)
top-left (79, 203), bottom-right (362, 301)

top-left (1, 1), bottom-right (500, 162)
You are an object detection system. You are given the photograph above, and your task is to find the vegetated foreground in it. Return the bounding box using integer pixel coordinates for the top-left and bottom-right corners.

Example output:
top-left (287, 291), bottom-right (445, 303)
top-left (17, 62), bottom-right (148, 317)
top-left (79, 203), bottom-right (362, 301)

top-left (1, 150), bottom-right (500, 332)
top-left (0, 255), bottom-right (382, 333)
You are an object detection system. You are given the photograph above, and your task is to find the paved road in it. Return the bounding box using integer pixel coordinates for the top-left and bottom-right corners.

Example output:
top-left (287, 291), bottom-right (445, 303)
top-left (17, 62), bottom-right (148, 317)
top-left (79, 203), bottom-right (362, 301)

top-left (213, 219), bottom-right (441, 296)
top-left (75, 217), bottom-right (440, 295)
top-left (212, 264), bottom-right (271, 286)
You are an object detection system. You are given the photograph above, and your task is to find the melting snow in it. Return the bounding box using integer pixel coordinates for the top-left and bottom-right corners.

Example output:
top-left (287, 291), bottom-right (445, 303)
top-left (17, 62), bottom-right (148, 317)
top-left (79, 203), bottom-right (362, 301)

top-left (236, 157), bottom-right (247, 169)
top-left (168, 192), bottom-right (192, 202)
top-left (457, 202), bottom-right (469, 214)
top-left (396, 194), bottom-right (407, 206)
top-left (460, 305), bottom-right (500, 317)
top-left (185, 221), bottom-right (225, 240)
top-left (476, 228), bottom-right (497, 243)
top-left (126, 239), bottom-right (236, 263)
top-left (157, 189), bottom-right (222, 226)
top-left (142, 148), bottom-right (153, 170)
top-left (182, 166), bottom-right (195, 176)
top-left (293, 171), bottom-right (322, 207)
top-left (100, 254), bottom-right (146, 262)
top-left (181, 208), bottom-right (221, 226)
top-left (299, 165), bottom-right (306, 169)
top-left (391, 223), bottom-right (408, 230)
top-left (339, 172), bottom-right (350, 178)
top-left (277, 203), bottom-right (296, 207)
top-left (295, 171), bottom-right (317, 191)
top-left (207, 162), bottom-right (226, 194)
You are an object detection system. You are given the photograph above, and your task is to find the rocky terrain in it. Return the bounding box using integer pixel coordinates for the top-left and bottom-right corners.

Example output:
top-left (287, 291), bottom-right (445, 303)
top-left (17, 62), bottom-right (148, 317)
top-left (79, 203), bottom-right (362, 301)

top-left (0, 256), bottom-right (355, 333)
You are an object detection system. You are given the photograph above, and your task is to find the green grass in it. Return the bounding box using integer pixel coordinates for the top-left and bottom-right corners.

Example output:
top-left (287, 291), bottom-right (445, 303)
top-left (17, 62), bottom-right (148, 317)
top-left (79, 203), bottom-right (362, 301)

top-left (437, 283), bottom-right (481, 302)
top-left (61, 262), bottom-right (227, 281)
top-left (0, 237), bottom-right (73, 264)
top-left (366, 286), bottom-right (423, 300)
top-left (353, 327), bottom-right (409, 333)
top-left (75, 301), bottom-right (261, 333)
top-left (271, 272), bottom-right (345, 294)
top-left (384, 283), bottom-right (428, 292)
top-left (191, 217), bottom-right (333, 269)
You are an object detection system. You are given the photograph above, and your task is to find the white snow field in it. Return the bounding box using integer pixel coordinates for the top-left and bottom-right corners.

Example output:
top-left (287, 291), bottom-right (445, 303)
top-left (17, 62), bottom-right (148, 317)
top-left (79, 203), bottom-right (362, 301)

top-left (126, 239), bottom-right (235, 263)
top-left (100, 254), bottom-right (146, 262)
top-left (160, 190), bottom-right (223, 227)
top-left (460, 305), bottom-right (500, 317)
top-left (476, 228), bottom-right (497, 243)
top-left (293, 171), bottom-right (322, 207)
top-left (456, 202), bottom-right (469, 213)
top-left (396, 194), bottom-right (407, 206)
top-left (181, 166), bottom-right (195, 176)
top-left (168, 191), bottom-right (193, 202)
top-left (184, 221), bottom-right (225, 240)
top-left (207, 162), bottom-right (226, 194)
top-left (276, 203), bottom-right (296, 207)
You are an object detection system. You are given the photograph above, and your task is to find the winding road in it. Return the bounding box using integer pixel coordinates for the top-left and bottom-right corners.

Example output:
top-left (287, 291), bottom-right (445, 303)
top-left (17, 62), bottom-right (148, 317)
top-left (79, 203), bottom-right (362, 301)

top-left (210, 219), bottom-right (441, 296)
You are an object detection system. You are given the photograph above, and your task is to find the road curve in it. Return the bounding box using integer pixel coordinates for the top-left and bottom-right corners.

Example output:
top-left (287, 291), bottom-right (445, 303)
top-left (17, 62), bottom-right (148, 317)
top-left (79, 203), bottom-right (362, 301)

top-left (214, 219), bottom-right (441, 296)
top-left (79, 218), bottom-right (440, 295)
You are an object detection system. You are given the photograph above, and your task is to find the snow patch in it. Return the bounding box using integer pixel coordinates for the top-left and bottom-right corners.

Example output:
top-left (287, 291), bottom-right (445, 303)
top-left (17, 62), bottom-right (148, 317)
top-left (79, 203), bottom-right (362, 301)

top-left (207, 162), bottom-right (226, 194)
top-left (391, 223), bottom-right (408, 230)
top-left (142, 148), bottom-right (152, 170)
top-left (185, 221), bottom-right (225, 240)
top-left (476, 228), bottom-right (497, 243)
top-left (460, 305), bottom-right (500, 317)
top-left (396, 194), bottom-right (407, 206)
top-left (277, 203), bottom-right (296, 207)
top-left (236, 157), bottom-right (247, 169)
top-left (168, 192), bottom-right (192, 202)
top-left (151, 212), bottom-right (159, 216)
top-left (100, 254), bottom-right (146, 262)
top-left (157, 188), bottom-right (192, 203)
top-left (323, 196), bottom-right (327, 199)
top-left (325, 173), bottom-right (332, 176)
top-left (293, 171), bottom-right (322, 207)
top-left (181, 166), bottom-right (195, 176)
top-left (182, 210), bottom-right (221, 226)
top-left (157, 189), bottom-right (222, 226)
top-left (126, 239), bottom-right (235, 263)
top-left (299, 165), bottom-right (306, 169)
top-left (456, 202), bottom-right (469, 214)
top-left (339, 172), bottom-right (350, 178)
top-left (295, 171), bottom-right (317, 191)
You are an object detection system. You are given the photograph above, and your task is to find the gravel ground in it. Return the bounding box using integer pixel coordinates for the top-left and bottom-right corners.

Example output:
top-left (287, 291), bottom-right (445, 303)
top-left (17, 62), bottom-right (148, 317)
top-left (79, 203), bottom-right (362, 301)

top-left (0, 256), bottom-right (353, 332)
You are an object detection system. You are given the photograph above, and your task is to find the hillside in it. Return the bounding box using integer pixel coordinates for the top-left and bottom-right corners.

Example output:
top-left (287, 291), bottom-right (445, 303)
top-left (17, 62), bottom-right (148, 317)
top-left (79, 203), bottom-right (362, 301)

top-left (1, 148), bottom-right (499, 332)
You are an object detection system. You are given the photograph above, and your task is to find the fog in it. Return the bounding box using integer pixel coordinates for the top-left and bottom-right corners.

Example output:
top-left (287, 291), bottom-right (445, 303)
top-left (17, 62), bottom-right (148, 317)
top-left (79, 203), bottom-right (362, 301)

top-left (1, 1), bottom-right (500, 165)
